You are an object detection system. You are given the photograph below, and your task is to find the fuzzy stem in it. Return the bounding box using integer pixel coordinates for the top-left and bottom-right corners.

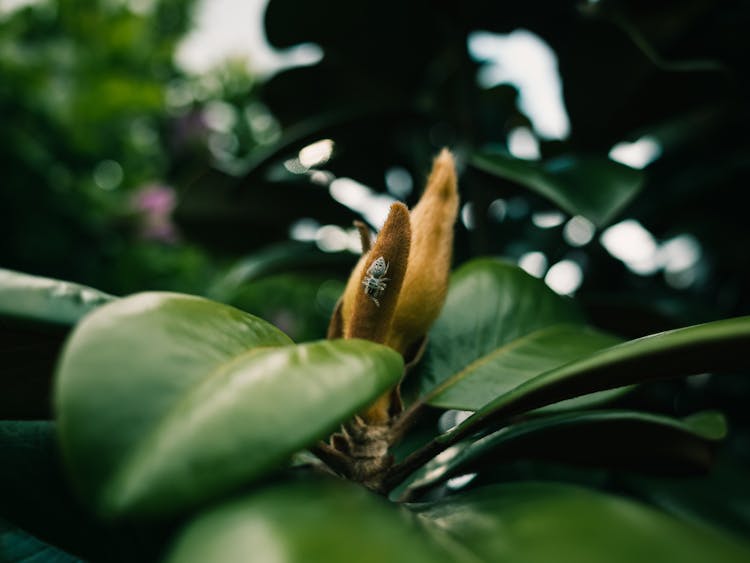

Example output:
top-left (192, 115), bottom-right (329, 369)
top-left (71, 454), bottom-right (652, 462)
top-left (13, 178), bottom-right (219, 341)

top-left (353, 220), bottom-right (372, 253)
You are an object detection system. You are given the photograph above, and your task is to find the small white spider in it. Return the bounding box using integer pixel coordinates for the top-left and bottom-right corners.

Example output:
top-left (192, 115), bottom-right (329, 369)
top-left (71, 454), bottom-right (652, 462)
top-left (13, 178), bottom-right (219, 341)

top-left (362, 256), bottom-right (390, 307)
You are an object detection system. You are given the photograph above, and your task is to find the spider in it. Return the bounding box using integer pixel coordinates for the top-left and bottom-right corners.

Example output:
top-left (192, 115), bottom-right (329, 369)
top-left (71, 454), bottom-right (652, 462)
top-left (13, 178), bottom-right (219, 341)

top-left (362, 256), bottom-right (389, 307)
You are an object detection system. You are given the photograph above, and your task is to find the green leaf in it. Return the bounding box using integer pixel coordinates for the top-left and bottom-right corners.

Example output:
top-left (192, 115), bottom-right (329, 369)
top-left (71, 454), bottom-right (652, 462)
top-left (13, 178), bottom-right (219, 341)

top-left (164, 478), bottom-right (455, 563)
top-left (0, 269), bottom-right (114, 327)
top-left (413, 482), bottom-right (750, 563)
top-left (206, 241), bottom-right (350, 302)
top-left (0, 520), bottom-right (81, 563)
top-left (404, 411), bottom-right (726, 496)
top-left (223, 273), bottom-right (345, 343)
top-left (420, 259), bottom-right (584, 398)
top-left (444, 316), bottom-right (750, 444)
top-left (55, 292), bottom-right (403, 518)
top-left (625, 461), bottom-right (750, 541)
top-left (427, 324), bottom-right (623, 411)
top-left (471, 150), bottom-right (644, 227)
top-left (388, 317), bottom-right (750, 490)
top-left (0, 421), bottom-right (163, 562)
top-left (0, 269), bottom-right (115, 419)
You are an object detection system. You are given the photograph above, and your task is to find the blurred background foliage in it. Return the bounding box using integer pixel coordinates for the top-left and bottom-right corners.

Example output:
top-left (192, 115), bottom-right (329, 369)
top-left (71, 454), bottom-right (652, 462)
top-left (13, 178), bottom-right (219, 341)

top-left (1, 0), bottom-right (749, 445)
top-left (2, 0), bottom-right (750, 551)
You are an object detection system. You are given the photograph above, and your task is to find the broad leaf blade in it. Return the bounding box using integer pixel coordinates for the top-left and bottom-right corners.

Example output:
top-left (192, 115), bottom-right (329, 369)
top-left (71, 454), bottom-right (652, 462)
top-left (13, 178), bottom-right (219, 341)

top-left (55, 292), bottom-right (403, 518)
top-left (413, 482), bottom-right (750, 563)
top-left (405, 411), bottom-right (726, 495)
top-left (471, 151), bottom-right (644, 226)
top-left (446, 316), bottom-right (750, 444)
top-left (165, 478), bottom-right (455, 563)
top-left (421, 259), bottom-right (584, 397)
top-left (427, 325), bottom-right (623, 411)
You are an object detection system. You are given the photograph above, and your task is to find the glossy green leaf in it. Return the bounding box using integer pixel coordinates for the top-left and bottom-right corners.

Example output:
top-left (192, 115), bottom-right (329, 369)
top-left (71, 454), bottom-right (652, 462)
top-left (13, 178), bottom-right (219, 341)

top-left (405, 411), bottom-right (726, 496)
top-left (0, 269), bottom-right (114, 327)
top-left (445, 316), bottom-right (750, 443)
top-left (0, 270), bottom-right (116, 418)
top-left (389, 317), bottom-right (750, 488)
top-left (55, 292), bottom-right (403, 518)
top-left (471, 150), bottom-right (644, 227)
top-left (165, 478), bottom-right (455, 563)
top-left (413, 482), bottom-right (750, 563)
top-left (427, 324), bottom-right (623, 411)
top-left (420, 259), bottom-right (584, 397)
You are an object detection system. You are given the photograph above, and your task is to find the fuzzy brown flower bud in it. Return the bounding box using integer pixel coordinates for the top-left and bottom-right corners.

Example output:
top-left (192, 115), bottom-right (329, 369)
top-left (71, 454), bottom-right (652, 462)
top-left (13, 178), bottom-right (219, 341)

top-left (385, 149), bottom-right (458, 356)
top-left (327, 150), bottom-right (458, 425)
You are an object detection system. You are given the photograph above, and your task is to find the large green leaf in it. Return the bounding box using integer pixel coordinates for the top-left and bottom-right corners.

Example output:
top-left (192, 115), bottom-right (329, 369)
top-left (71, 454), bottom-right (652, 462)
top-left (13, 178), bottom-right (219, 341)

top-left (389, 317), bottom-right (750, 488)
top-left (404, 411), bottom-right (726, 496)
top-left (413, 482), bottom-right (750, 563)
top-left (55, 292), bottom-right (403, 519)
top-left (165, 478), bottom-right (456, 563)
top-left (445, 316), bottom-right (750, 443)
top-left (471, 150), bottom-right (644, 227)
top-left (427, 324), bottom-right (623, 411)
top-left (420, 259), bottom-right (584, 397)
top-left (0, 269), bottom-right (115, 419)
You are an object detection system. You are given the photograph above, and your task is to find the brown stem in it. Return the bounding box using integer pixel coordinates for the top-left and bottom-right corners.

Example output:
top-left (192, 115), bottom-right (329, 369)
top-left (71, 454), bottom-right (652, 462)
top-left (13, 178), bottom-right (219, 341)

top-left (310, 441), bottom-right (352, 477)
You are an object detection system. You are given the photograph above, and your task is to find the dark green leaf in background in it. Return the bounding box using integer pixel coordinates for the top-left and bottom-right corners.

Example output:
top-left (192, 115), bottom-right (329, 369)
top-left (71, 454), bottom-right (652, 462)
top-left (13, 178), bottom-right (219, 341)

top-left (0, 421), bottom-right (162, 562)
top-left (625, 461), bottom-right (750, 541)
top-left (0, 520), bottom-right (82, 563)
top-left (206, 242), bottom-right (351, 302)
top-left (471, 150), bottom-right (644, 227)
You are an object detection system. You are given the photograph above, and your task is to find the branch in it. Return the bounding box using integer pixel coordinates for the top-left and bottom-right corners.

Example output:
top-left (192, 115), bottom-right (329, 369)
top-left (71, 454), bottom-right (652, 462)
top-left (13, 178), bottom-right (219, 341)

top-left (309, 441), bottom-right (352, 477)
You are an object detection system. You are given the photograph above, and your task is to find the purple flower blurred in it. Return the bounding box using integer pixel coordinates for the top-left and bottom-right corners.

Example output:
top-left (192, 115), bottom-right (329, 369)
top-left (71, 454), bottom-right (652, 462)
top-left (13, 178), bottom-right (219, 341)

top-left (131, 183), bottom-right (179, 243)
